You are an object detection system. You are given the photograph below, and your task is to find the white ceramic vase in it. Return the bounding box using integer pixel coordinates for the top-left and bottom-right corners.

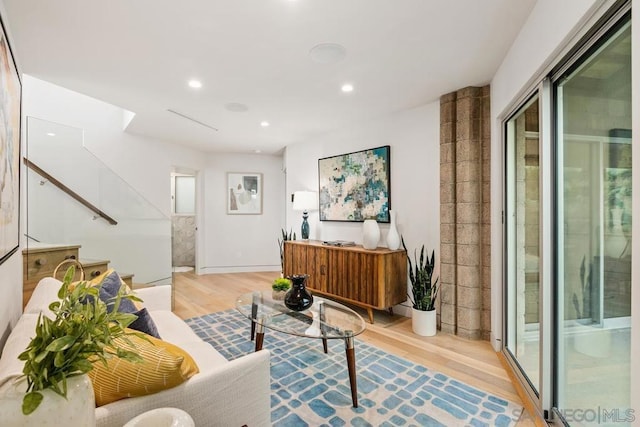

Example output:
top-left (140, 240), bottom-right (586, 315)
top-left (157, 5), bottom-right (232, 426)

top-left (362, 219), bottom-right (380, 250)
top-left (412, 308), bottom-right (437, 337)
top-left (0, 375), bottom-right (96, 427)
top-left (386, 210), bottom-right (400, 250)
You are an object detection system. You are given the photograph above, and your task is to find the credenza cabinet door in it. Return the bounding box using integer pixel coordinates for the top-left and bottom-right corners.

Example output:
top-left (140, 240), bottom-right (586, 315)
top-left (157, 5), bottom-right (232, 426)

top-left (283, 240), bottom-right (406, 319)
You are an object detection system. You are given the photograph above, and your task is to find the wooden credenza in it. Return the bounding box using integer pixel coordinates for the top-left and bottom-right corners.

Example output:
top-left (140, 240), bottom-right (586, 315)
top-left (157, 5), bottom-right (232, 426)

top-left (283, 240), bottom-right (407, 323)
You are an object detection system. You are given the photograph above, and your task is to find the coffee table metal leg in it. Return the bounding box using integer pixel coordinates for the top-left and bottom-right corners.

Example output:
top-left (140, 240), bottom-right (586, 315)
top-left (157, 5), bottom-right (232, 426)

top-left (250, 292), bottom-right (261, 341)
top-left (319, 301), bottom-right (328, 354)
top-left (255, 315), bottom-right (265, 352)
top-left (344, 331), bottom-right (358, 408)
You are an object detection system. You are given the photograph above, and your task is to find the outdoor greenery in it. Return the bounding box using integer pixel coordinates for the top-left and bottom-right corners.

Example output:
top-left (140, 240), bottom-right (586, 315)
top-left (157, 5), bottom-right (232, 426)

top-left (18, 266), bottom-right (143, 415)
top-left (402, 237), bottom-right (439, 311)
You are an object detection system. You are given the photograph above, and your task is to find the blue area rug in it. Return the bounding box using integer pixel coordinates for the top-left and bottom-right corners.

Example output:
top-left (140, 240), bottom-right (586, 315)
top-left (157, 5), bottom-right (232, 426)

top-left (186, 310), bottom-right (522, 427)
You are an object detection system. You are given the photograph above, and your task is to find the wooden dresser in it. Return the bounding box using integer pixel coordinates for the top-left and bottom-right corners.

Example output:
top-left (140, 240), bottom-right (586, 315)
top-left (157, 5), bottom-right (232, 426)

top-left (283, 240), bottom-right (407, 323)
top-left (22, 244), bottom-right (133, 307)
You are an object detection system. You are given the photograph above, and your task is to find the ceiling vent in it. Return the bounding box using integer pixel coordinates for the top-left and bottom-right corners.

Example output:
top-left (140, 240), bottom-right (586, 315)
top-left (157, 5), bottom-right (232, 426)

top-left (167, 109), bottom-right (219, 132)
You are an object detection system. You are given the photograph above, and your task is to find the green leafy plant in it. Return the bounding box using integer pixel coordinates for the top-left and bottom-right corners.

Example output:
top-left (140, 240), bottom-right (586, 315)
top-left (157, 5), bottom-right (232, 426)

top-left (272, 277), bottom-right (292, 292)
top-left (18, 266), bottom-right (144, 415)
top-left (278, 228), bottom-right (297, 271)
top-left (402, 236), bottom-right (439, 311)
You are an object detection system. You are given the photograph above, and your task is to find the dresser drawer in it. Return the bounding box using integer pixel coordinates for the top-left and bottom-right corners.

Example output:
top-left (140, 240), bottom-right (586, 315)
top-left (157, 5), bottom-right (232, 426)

top-left (23, 246), bottom-right (81, 282)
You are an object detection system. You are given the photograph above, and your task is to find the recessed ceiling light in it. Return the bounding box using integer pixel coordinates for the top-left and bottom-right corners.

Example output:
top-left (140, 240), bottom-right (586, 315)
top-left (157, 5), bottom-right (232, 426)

top-left (254, 149), bottom-right (262, 154)
top-left (188, 79), bottom-right (202, 89)
top-left (341, 83), bottom-right (354, 93)
top-left (260, 121), bottom-right (270, 127)
top-left (225, 103), bottom-right (249, 112)
top-left (309, 43), bottom-right (347, 64)
top-left (46, 132), bottom-right (56, 137)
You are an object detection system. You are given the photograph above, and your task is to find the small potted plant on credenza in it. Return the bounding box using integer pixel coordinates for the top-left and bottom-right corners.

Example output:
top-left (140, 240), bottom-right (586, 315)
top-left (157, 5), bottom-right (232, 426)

top-left (402, 237), bottom-right (439, 336)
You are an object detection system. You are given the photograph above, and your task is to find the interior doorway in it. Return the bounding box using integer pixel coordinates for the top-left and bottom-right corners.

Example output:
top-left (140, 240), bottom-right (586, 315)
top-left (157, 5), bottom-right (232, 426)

top-left (171, 168), bottom-right (198, 273)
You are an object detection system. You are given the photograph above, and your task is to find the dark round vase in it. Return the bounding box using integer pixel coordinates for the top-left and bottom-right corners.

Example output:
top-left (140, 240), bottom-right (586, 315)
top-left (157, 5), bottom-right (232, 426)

top-left (284, 274), bottom-right (313, 311)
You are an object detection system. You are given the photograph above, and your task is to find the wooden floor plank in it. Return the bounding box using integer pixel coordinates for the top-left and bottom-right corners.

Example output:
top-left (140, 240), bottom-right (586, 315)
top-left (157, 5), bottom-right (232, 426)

top-left (172, 271), bottom-right (539, 426)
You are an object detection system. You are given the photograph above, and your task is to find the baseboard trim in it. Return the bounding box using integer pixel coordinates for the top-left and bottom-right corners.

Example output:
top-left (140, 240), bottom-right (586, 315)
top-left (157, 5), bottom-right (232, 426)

top-left (198, 265), bottom-right (281, 274)
top-left (490, 331), bottom-right (501, 351)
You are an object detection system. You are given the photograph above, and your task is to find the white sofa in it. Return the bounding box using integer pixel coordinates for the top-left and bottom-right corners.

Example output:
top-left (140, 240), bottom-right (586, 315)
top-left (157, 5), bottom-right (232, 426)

top-left (0, 277), bottom-right (271, 427)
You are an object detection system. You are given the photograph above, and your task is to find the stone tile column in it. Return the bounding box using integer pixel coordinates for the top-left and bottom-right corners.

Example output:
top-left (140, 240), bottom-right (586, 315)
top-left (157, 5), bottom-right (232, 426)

top-left (440, 92), bottom-right (457, 335)
top-left (480, 87), bottom-right (492, 340)
top-left (439, 86), bottom-right (490, 340)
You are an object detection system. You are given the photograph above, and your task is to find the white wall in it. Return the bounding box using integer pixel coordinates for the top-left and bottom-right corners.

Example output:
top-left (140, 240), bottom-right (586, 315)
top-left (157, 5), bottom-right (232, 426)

top-left (200, 153), bottom-right (285, 273)
top-left (489, 0), bottom-right (605, 350)
top-left (0, 254), bottom-right (22, 350)
top-left (284, 102), bottom-right (440, 317)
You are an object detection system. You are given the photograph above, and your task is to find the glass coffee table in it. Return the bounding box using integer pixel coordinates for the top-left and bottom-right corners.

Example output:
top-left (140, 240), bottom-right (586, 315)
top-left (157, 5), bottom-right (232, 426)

top-left (236, 291), bottom-right (366, 407)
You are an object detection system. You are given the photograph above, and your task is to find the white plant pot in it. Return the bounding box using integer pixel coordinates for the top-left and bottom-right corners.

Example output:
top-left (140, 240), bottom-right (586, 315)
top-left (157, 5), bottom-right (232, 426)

top-left (362, 219), bottom-right (380, 250)
top-left (0, 375), bottom-right (95, 427)
top-left (412, 308), bottom-right (437, 337)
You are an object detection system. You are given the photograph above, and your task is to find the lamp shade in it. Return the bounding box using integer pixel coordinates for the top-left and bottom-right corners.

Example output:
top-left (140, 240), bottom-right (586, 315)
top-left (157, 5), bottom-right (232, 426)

top-left (292, 191), bottom-right (318, 212)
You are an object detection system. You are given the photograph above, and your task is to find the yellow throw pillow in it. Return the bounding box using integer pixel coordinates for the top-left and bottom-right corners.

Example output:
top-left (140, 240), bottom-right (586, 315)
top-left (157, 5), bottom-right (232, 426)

top-left (88, 331), bottom-right (199, 406)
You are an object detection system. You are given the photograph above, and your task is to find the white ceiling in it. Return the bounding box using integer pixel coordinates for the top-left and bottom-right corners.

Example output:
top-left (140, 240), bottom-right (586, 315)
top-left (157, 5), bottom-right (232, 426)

top-left (3, 0), bottom-right (536, 154)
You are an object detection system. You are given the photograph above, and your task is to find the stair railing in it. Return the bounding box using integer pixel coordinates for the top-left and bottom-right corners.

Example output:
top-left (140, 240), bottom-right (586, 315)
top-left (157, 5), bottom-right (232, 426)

top-left (24, 158), bottom-right (118, 225)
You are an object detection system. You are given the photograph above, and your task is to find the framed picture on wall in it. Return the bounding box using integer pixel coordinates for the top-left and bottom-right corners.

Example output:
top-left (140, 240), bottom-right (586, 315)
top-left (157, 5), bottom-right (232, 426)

top-left (318, 145), bottom-right (391, 222)
top-left (227, 172), bottom-right (263, 215)
top-left (0, 14), bottom-right (21, 266)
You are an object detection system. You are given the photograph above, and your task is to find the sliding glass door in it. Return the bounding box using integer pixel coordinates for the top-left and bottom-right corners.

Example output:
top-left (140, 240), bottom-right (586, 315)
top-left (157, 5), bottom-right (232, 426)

top-left (554, 16), bottom-right (631, 424)
top-left (505, 95), bottom-right (541, 396)
top-left (504, 5), bottom-right (632, 425)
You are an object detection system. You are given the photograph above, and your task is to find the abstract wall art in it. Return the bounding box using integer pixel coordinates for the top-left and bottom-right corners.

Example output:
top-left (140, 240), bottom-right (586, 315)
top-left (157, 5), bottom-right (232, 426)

top-left (0, 14), bottom-right (21, 266)
top-left (318, 146), bottom-right (390, 222)
top-left (227, 172), bottom-right (262, 215)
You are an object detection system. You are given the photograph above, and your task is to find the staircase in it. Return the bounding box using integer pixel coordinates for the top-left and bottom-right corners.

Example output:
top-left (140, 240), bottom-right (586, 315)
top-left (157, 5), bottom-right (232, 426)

top-left (22, 243), bottom-right (134, 307)
top-left (25, 117), bottom-right (173, 291)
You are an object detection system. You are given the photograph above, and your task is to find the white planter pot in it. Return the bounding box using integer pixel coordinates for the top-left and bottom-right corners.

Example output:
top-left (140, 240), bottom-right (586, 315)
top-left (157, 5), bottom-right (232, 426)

top-left (362, 219), bottom-right (380, 250)
top-left (412, 308), bottom-right (437, 337)
top-left (0, 375), bottom-right (95, 427)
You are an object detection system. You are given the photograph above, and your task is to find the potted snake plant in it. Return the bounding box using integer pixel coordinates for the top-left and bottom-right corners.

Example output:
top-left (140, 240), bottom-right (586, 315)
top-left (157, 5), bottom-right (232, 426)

top-left (402, 237), bottom-right (439, 336)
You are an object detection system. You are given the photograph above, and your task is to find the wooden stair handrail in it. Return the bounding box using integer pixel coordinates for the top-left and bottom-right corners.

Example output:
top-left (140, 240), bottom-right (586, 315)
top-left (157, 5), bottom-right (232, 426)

top-left (24, 158), bottom-right (118, 225)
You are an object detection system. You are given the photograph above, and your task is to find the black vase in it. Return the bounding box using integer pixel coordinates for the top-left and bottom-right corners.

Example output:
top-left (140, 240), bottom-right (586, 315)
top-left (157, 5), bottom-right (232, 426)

top-left (284, 274), bottom-right (313, 311)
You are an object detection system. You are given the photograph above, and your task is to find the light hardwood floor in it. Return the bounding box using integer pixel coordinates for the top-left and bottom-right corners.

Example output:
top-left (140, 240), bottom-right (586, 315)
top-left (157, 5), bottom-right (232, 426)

top-left (172, 271), bottom-right (540, 426)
